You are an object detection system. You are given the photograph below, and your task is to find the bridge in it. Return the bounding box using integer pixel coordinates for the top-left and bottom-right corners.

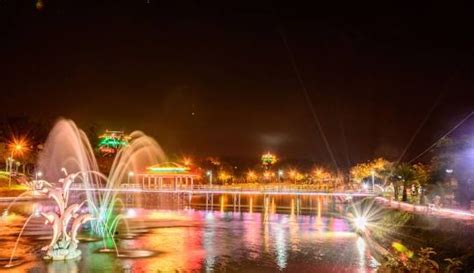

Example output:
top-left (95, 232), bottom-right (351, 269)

top-left (70, 184), bottom-right (376, 197)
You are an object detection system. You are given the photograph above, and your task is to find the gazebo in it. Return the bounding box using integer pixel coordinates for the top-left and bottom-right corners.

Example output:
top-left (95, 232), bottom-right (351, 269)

top-left (134, 162), bottom-right (199, 189)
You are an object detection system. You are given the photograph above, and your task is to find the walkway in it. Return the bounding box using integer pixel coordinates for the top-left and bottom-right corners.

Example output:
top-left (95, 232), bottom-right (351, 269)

top-left (376, 197), bottom-right (474, 220)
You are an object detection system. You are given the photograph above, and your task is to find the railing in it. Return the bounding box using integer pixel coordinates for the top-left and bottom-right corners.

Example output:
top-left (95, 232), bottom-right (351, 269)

top-left (376, 197), bottom-right (474, 220)
top-left (71, 183), bottom-right (374, 196)
top-left (118, 183), bottom-right (331, 192)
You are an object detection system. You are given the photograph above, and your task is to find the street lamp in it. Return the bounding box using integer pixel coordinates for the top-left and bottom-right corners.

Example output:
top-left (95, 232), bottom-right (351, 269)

top-left (206, 170), bottom-right (213, 187)
top-left (128, 171), bottom-right (134, 187)
top-left (9, 140), bottom-right (26, 165)
top-left (278, 170), bottom-right (284, 182)
top-left (15, 161), bottom-right (20, 173)
top-left (7, 139), bottom-right (27, 187)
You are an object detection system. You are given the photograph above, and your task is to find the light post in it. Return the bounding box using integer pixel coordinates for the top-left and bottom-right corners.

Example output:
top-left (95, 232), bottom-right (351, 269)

top-left (8, 154), bottom-right (12, 173)
top-left (15, 161), bottom-right (20, 173)
top-left (371, 170), bottom-right (375, 193)
top-left (206, 170), bottom-right (213, 187)
top-left (8, 143), bottom-right (25, 187)
top-left (128, 171), bottom-right (134, 187)
top-left (7, 157), bottom-right (13, 187)
top-left (278, 170), bottom-right (283, 182)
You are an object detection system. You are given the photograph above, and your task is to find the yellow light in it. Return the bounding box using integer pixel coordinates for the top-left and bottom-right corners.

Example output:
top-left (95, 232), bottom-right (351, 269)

top-left (8, 136), bottom-right (29, 157)
top-left (246, 170), bottom-right (257, 182)
top-left (218, 171), bottom-right (231, 181)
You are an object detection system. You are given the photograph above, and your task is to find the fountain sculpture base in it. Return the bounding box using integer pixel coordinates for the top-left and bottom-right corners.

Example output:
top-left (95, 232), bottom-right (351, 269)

top-left (43, 241), bottom-right (82, 261)
top-left (44, 249), bottom-right (81, 261)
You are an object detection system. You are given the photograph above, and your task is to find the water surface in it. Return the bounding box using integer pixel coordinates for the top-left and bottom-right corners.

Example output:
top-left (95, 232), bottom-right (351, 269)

top-left (0, 194), bottom-right (377, 272)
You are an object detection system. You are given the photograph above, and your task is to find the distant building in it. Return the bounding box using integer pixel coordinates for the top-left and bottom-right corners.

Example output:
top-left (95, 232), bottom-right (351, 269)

top-left (131, 162), bottom-right (200, 189)
top-left (97, 130), bottom-right (130, 156)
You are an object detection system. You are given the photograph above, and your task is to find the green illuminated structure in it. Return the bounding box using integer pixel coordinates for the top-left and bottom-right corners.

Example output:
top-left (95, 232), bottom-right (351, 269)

top-left (98, 130), bottom-right (130, 156)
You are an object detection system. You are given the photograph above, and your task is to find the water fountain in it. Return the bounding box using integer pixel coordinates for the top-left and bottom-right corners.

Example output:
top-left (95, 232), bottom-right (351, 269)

top-left (99, 130), bottom-right (166, 236)
top-left (3, 118), bottom-right (167, 267)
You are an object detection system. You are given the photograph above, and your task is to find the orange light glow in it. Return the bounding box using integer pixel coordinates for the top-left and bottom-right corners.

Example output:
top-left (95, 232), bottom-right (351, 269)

top-left (218, 171), bottom-right (231, 182)
top-left (8, 136), bottom-right (29, 158)
top-left (246, 170), bottom-right (257, 182)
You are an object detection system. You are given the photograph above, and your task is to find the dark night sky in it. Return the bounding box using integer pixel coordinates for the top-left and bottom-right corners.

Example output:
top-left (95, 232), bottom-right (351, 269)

top-left (1, 1), bottom-right (474, 168)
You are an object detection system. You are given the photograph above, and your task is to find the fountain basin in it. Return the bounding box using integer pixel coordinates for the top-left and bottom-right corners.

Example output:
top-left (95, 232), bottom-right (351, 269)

top-left (0, 257), bottom-right (24, 268)
top-left (43, 249), bottom-right (82, 261)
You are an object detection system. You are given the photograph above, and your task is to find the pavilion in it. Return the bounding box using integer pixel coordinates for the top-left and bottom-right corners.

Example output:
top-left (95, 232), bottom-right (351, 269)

top-left (133, 162), bottom-right (199, 189)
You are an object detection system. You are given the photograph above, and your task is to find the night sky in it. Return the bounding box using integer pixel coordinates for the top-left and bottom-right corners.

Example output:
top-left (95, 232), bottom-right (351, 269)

top-left (1, 1), bottom-right (474, 168)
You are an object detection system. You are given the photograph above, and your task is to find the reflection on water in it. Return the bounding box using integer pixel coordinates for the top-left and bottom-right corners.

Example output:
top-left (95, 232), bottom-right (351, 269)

top-left (0, 194), bottom-right (375, 272)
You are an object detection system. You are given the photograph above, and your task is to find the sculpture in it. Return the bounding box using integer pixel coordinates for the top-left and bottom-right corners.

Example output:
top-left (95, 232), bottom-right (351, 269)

top-left (39, 173), bottom-right (94, 260)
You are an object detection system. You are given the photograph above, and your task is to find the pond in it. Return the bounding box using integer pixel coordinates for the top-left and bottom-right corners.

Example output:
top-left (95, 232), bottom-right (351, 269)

top-left (0, 194), bottom-right (378, 272)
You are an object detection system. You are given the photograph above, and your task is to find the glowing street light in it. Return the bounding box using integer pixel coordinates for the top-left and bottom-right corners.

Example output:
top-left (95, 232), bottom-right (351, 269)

top-left (15, 144), bottom-right (22, 152)
top-left (218, 171), bottom-right (231, 183)
top-left (246, 170), bottom-right (257, 182)
top-left (278, 169), bottom-right (284, 182)
top-left (206, 170), bottom-right (213, 186)
top-left (8, 137), bottom-right (29, 159)
top-left (127, 171), bottom-right (135, 187)
top-left (7, 137), bottom-right (29, 187)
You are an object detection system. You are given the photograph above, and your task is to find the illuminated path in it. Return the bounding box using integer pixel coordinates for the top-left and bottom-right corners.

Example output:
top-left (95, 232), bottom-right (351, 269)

top-left (69, 185), bottom-right (376, 197)
top-left (376, 197), bottom-right (474, 220)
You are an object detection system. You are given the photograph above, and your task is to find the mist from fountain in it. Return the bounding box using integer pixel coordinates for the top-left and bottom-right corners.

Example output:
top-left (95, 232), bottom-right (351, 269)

top-left (37, 119), bottom-right (101, 218)
top-left (100, 131), bottom-right (166, 237)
